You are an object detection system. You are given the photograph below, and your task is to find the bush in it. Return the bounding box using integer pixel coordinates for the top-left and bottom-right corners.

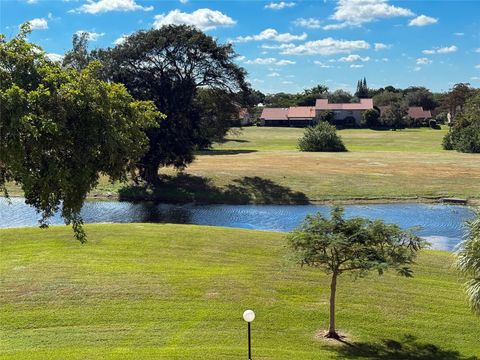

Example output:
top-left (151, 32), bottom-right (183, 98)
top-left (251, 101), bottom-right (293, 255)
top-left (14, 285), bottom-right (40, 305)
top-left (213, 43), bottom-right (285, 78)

top-left (443, 124), bottom-right (480, 153)
top-left (362, 109), bottom-right (380, 128)
top-left (442, 132), bottom-right (454, 150)
top-left (298, 122), bottom-right (347, 152)
top-left (429, 119), bottom-right (441, 129)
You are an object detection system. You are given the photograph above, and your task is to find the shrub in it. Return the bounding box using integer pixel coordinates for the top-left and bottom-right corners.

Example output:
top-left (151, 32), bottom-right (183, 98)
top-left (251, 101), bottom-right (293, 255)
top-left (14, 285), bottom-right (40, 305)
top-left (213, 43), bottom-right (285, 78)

top-left (362, 109), bottom-right (380, 128)
top-left (442, 132), bottom-right (454, 150)
top-left (298, 122), bottom-right (347, 152)
top-left (429, 119), bottom-right (441, 129)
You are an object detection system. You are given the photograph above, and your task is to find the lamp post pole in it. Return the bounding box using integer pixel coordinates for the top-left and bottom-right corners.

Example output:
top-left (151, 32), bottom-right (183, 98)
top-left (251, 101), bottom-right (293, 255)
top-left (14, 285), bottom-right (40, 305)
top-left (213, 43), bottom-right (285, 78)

top-left (243, 310), bottom-right (255, 360)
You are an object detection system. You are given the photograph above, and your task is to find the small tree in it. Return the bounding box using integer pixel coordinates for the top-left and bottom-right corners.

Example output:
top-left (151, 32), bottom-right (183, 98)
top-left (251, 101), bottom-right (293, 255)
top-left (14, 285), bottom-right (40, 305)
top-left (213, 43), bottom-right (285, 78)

top-left (298, 122), bottom-right (347, 152)
top-left (455, 211), bottom-right (480, 314)
top-left (379, 102), bottom-right (408, 129)
top-left (287, 207), bottom-right (424, 339)
top-left (361, 109), bottom-right (380, 128)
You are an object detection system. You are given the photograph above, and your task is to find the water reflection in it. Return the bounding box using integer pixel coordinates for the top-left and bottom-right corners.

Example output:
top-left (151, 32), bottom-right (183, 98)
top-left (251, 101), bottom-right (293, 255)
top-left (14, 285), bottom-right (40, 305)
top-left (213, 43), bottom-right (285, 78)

top-left (0, 197), bottom-right (475, 251)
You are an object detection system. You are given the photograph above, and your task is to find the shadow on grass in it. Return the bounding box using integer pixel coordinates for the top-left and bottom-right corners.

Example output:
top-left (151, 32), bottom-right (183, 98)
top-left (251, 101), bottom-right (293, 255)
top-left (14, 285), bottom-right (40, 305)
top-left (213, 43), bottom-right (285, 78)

top-left (119, 174), bottom-right (309, 204)
top-left (330, 334), bottom-right (478, 360)
top-left (196, 149), bottom-right (257, 156)
top-left (217, 138), bottom-right (250, 143)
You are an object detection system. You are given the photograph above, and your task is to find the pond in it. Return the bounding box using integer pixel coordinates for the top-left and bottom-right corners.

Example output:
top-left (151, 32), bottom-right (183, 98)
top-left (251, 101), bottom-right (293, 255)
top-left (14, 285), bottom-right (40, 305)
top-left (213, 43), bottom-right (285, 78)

top-left (0, 197), bottom-right (476, 251)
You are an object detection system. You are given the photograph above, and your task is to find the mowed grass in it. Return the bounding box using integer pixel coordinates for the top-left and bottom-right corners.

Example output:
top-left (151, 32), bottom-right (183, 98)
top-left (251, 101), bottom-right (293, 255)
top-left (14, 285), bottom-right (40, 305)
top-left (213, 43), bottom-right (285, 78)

top-left (1, 224), bottom-right (479, 359)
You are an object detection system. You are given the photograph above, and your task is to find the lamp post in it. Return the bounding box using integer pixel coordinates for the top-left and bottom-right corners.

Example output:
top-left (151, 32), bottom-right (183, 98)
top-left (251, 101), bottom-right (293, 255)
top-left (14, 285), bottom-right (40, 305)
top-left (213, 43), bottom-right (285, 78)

top-left (242, 309), bottom-right (255, 359)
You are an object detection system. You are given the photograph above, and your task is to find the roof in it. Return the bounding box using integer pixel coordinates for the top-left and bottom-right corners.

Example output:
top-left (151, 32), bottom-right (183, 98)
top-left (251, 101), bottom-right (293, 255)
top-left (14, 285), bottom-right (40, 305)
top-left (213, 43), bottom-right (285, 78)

top-left (288, 106), bottom-right (316, 118)
top-left (408, 107), bottom-right (432, 119)
top-left (379, 106), bottom-right (432, 119)
top-left (260, 107), bottom-right (289, 120)
top-left (315, 98), bottom-right (374, 110)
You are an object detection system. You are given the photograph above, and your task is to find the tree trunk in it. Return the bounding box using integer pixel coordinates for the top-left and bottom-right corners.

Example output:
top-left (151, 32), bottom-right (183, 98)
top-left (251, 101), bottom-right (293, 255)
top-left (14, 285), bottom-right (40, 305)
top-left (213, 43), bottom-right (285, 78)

top-left (326, 272), bottom-right (339, 339)
top-left (140, 161), bottom-right (161, 186)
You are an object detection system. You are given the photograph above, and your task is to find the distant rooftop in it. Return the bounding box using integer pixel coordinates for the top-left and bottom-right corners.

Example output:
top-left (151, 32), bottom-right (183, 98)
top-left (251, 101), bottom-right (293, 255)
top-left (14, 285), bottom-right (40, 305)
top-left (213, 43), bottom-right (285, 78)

top-left (315, 98), bottom-right (374, 110)
top-left (260, 107), bottom-right (289, 120)
top-left (288, 106), bottom-right (316, 118)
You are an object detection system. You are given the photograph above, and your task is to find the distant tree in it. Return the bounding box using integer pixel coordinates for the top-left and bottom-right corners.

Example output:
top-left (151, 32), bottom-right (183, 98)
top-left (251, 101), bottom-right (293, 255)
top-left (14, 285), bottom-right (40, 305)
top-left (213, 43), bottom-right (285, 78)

top-left (443, 90), bottom-right (480, 153)
top-left (404, 87), bottom-right (438, 110)
top-left (298, 122), bottom-right (347, 152)
top-left (0, 25), bottom-right (161, 242)
top-left (94, 25), bottom-right (248, 184)
top-left (62, 32), bottom-right (92, 71)
top-left (318, 110), bottom-right (334, 123)
top-left (355, 77), bottom-right (369, 98)
top-left (328, 89), bottom-right (354, 104)
top-left (287, 207), bottom-right (424, 338)
top-left (246, 89), bottom-right (266, 106)
top-left (379, 102), bottom-right (408, 129)
top-left (265, 92), bottom-right (298, 108)
top-left (455, 211), bottom-right (480, 315)
top-left (443, 83), bottom-right (476, 117)
top-left (296, 84), bottom-right (329, 106)
top-left (362, 108), bottom-right (381, 128)
top-left (373, 91), bottom-right (403, 106)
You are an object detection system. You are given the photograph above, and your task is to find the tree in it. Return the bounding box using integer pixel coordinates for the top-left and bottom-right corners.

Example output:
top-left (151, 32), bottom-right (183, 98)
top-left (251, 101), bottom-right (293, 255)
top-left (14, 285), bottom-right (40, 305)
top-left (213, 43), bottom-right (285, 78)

top-left (379, 102), bottom-right (408, 129)
top-left (94, 25), bottom-right (248, 184)
top-left (455, 211), bottom-right (480, 314)
top-left (62, 32), bottom-right (92, 71)
top-left (443, 83), bottom-right (475, 118)
top-left (404, 87), bottom-right (438, 110)
top-left (287, 207), bottom-right (424, 339)
top-left (355, 77), bottom-right (369, 98)
top-left (373, 91), bottom-right (402, 106)
top-left (298, 122), bottom-right (347, 152)
top-left (362, 108), bottom-right (380, 128)
top-left (0, 25), bottom-right (161, 242)
top-left (328, 89), bottom-right (353, 104)
top-left (296, 84), bottom-right (329, 106)
top-left (443, 90), bottom-right (480, 153)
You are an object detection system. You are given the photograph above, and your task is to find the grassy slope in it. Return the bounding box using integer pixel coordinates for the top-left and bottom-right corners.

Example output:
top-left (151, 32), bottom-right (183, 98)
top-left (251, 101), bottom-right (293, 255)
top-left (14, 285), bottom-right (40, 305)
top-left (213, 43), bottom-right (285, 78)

top-left (1, 224), bottom-right (479, 359)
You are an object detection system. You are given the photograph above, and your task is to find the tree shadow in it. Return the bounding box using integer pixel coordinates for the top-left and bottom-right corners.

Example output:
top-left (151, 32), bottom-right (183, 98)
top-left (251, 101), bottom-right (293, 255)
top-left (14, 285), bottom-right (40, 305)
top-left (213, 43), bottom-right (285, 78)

top-left (217, 138), bottom-right (250, 143)
top-left (330, 334), bottom-right (478, 360)
top-left (196, 149), bottom-right (257, 156)
top-left (119, 174), bottom-right (309, 204)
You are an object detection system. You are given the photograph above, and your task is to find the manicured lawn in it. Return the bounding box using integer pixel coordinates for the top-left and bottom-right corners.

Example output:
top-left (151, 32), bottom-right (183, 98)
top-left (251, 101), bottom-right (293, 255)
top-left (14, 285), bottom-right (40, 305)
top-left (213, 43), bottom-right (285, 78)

top-left (1, 224), bottom-right (479, 359)
top-left (5, 126), bottom-right (480, 202)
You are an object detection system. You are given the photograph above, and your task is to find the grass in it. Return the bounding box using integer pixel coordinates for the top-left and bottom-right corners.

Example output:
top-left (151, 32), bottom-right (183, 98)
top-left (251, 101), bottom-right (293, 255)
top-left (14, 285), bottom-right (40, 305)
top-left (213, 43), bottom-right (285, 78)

top-left (1, 224), bottom-right (479, 359)
top-left (5, 126), bottom-right (480, 202)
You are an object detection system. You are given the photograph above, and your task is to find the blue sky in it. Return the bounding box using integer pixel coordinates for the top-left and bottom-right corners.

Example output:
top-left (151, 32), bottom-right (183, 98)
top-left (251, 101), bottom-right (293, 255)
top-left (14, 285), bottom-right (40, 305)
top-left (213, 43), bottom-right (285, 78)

top-left (1, 0), bottom-right (479, 94)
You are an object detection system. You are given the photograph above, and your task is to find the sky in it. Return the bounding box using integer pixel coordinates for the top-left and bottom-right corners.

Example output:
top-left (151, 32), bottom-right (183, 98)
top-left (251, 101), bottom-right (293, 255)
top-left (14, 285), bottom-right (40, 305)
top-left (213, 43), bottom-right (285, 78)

top-left (1, 0), bottom-right (479, 94)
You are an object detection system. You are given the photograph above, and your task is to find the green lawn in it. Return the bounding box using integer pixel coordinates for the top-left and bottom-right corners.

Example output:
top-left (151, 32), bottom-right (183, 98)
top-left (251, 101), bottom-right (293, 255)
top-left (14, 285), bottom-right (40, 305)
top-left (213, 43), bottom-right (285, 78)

top-left (1, 224), bottom-right (479, 359)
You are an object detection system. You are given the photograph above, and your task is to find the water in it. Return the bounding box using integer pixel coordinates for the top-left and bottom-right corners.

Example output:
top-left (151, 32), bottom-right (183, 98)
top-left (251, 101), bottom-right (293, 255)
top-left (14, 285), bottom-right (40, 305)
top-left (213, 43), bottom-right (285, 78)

top-left (0, 197), bottom-right (476, 251)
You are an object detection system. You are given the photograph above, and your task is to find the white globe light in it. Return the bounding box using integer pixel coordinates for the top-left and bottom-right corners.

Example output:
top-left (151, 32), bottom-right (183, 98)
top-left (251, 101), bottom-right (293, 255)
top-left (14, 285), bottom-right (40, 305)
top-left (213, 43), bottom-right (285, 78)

top-left (243, 309), bottom-right (255, 322)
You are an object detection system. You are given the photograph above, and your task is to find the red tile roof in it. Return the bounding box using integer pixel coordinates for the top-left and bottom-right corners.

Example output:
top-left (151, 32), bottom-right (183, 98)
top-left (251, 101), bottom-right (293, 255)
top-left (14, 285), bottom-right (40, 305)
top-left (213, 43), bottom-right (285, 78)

top-left (288, 106), bottom-right (316, 118)
top-left (260, 107), bottom-right (289, 120)
top-left (315, 98), bottom-right (373, 110)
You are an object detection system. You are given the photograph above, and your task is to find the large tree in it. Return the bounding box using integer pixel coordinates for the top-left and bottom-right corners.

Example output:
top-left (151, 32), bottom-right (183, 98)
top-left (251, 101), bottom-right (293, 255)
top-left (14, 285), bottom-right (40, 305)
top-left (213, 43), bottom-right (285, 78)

top-left (93, 25), bottom-right (248, 183)
top-left (0, 25), bottom-right (161, 241)
top-left (456, 211), bottom-right (480, 314)
top-left (287, 207), bottom-right (424, 339)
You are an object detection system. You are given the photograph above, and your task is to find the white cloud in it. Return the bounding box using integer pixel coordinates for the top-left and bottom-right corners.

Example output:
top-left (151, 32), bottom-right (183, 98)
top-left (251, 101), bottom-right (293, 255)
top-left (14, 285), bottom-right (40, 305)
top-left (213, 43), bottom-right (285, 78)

top-left (413, 66), bottom-right (422, 72)
top-left (260, 43), bottom-right (295, 50)
top-left (113, 34), bottom-right (129, 45)
top-left (281, 37), bottom-right (370, 56)
top-left (374, 42), bottom-right (390, 50)
top-left (338, 54), bottom-right (370, 62)
top-left (236, 55), bottom-right (246, 61)
top-left (416, 57), bottom-right (432, 65)
top-left (46, 53), bottom-right (64, 62)
top-left (422, 45), bottom-right (458, 54)
top-left (323, 0), bottom-right (414, 29)
top-left (234, 28), bottom-right (307, 43)
top-left (474, 48), bottom-right (480, 53)
top-left (313, 60), bottom-right (333, 68)
top-left (293, 17), bottom-right (321, 29)
top-left (26, 0), bottom-right (38, 4)
top-left (265, 2), bottom-right (295, 10)
top-left (454, 32), bottom-right (464, 36)
top-left (180, 0), bottom-right (188, 3)
top-left (282, 80), bottom-right (294, 84)
top-left (76, 30), bottom-right (105, 41)
top-left (471, 77), bottom-right (480, 81)
top-left (408, 15), bottom-right (438, 27)
top-left (27, 18), bottom-right (48, 30)
top-left (244, 57), bottom-right (295, 66)
top-left (267, 72), bottom-right (280, 77)
top-left (475, 64), bottom-right (480, 69)
top-left (350, 64), bottom-right (364, 68)
top-left (73, 0), bottom-right (153, 14)
top-left (153, 8), bottom-right (236, 31)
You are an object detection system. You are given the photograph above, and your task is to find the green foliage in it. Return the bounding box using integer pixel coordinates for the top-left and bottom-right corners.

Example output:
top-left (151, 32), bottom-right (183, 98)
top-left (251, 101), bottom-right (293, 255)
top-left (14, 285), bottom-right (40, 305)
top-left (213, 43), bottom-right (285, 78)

top-left (404, 87), bottom-right (438, 110)
top-left (318, 110), bottom-right (334, 122)
top-left (0, 26), bottom-right (161, 241)
top-left (296, 84), bottom-right (329, 106)
top-left (379, 102), bottom-right (408, 129)
top-left (362, 108), bottom-right (380, 128)
top-left (297, 122), bottom-right (347, 152)
top-left (373, 91), bottom-right (403, 106)
top-left (355, 77), bottom-right (369, 98)
top-left (443, 91), bottom-right (480, 153)
top-left (94, 25), bottom-right (248, 183)
top-left (455, 211), bottom-right (480, 314)
top-left (328, 89), bottom-right (354, 104)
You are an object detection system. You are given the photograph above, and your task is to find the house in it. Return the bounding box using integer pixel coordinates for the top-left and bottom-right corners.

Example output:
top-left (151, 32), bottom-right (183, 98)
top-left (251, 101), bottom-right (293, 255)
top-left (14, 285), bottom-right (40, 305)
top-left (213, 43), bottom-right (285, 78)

top-left (315, 98), bottom-right (374, 127)
top-left (287, 106), bottom-right (316, 127)
top-left (260, 108), bottom-right (289, 126)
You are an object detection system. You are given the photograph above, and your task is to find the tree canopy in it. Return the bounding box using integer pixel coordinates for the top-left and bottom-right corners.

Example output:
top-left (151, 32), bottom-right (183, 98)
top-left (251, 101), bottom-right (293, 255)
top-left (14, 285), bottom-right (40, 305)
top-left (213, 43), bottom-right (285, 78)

top-left (92, 25), bottom-right (249, 183)
top-left (0, 25), bottom-right (161, 241)
top-left (287, 207), bottom-right (424, 338)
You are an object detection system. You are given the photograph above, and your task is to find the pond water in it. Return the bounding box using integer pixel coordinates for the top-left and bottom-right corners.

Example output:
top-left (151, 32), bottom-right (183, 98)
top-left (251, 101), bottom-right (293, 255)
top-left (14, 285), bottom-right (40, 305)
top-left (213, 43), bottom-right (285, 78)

top-left (0, 197), bottom-right (476, 251)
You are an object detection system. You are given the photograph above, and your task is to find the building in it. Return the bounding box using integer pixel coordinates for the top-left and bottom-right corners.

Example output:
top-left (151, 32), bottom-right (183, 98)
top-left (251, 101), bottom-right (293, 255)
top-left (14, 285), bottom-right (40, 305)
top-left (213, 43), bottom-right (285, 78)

top-left (315, 98), bottom-right (374, 127)
top-left (286, 106), bottom-right (316, 127)
top-left (259, 108), bottom-right (289, 126)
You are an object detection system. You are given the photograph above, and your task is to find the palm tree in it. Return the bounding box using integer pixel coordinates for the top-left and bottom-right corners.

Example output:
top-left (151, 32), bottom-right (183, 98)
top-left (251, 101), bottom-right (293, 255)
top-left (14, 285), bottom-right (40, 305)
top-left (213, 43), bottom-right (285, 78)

top-left (455, 211), bottom-right (480, 314)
